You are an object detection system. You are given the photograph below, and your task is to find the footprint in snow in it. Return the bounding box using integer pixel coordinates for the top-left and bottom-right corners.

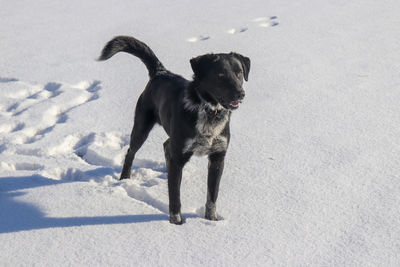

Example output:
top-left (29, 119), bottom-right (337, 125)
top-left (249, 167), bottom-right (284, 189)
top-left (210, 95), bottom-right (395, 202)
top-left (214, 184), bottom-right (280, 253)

top-left (0, 78), bottom-right (103, 174)
top-left (0, 79), bottom-right (102, 144)
top-left (253, 16), bottom-right (279, 28)
top-left (1, 78), bottom-right (173, 220)
top-left (226, 27), bottom-right (248, 35)
top-left (61, 134), bottom-right (171, 216)
top-left (186, 16), bottom-right (279, 42)
top-left (186, 35), bottom-right (211, 43)
top-left (107, 159), bottom-right (169, 214)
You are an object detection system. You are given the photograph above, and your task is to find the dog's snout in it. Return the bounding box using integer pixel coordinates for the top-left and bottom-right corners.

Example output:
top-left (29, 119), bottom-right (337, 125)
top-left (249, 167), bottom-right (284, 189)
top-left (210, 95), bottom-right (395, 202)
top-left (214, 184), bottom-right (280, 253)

top-left (236, 89), bottom-right (245, 100)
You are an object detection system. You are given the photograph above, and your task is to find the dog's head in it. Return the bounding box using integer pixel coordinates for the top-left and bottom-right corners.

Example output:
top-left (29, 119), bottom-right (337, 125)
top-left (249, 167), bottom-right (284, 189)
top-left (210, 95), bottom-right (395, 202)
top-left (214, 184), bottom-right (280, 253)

top-left (190, 52), bottom-right (250, 110)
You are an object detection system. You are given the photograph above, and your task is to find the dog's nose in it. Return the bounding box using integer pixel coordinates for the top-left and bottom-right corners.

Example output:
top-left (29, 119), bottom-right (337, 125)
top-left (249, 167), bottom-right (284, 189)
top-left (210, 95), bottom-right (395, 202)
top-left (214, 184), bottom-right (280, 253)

top-left (236, 90), bottom-right (245, 100)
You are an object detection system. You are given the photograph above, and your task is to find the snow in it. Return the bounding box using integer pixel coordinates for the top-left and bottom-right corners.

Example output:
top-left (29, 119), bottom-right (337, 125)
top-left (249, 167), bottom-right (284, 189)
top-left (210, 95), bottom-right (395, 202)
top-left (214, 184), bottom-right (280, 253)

top-left (1, 0), bottom-right (400, 265)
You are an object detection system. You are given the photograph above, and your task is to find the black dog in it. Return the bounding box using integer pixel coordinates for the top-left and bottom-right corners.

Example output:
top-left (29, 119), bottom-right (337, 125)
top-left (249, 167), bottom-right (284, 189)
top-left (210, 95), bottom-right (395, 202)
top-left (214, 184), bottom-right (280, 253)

top-left (99, 36), bottom-right (250, 224)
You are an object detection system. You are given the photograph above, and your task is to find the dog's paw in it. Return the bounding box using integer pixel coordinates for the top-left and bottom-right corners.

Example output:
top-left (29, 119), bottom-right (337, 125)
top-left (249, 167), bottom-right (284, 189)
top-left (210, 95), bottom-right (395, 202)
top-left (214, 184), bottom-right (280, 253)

top-left (169, 212), bottom-right (183, 225)
top-left (119, 174), bottom-right (131, 180)
top-left (205, 213), bottom-right (218, 221)
top-left (119, 168), bottom-right (132, 180)
top-left (205, 202), bottom-right (218, 221)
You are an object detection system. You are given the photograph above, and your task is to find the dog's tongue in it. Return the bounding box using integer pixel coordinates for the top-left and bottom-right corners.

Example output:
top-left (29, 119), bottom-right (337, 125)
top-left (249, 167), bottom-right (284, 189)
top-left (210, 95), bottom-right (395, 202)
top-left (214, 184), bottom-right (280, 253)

top-left (230, 101), bottom-right (240, 108)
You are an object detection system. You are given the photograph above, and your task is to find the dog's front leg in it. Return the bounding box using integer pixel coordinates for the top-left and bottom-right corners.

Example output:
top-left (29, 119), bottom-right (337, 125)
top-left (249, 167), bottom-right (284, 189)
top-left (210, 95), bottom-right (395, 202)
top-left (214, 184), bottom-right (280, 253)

top-left (205, 152), bottom-right (226, 221)
top-left (167, 158), bottom-right (185, 225)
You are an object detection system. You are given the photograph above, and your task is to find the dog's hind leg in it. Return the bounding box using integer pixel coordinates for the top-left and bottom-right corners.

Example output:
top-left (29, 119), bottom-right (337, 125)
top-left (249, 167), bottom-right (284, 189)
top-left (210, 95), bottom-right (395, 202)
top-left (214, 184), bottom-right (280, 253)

top-left (163, 139), bottom-right (171, 173)
top-left (120, 100), bottom-right (156, 180)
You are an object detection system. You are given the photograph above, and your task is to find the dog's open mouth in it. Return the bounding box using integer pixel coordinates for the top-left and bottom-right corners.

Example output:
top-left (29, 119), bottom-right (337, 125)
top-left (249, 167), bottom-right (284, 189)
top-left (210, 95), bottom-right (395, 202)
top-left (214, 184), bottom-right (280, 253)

top-left (229, 100), bottom-right (241, 109)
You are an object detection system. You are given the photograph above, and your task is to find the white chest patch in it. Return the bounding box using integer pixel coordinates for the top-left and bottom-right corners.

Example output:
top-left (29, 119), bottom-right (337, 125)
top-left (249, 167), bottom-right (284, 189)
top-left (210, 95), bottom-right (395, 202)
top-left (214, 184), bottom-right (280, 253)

top-left (183, 107), bottom-right (229, 156)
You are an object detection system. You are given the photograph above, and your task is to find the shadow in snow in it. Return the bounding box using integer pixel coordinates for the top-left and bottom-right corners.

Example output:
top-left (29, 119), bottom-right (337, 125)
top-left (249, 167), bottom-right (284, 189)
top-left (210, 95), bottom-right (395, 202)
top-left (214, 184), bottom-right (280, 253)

top-left (0, 77), bottom-right (18, 83)
top-left (0, 175), bottom-right (169, 234)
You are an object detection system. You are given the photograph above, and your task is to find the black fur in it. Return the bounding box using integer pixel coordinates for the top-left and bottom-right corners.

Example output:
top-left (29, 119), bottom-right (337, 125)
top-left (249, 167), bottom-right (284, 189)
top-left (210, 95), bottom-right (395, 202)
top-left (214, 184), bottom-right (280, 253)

top-left (98, 36), bottom-right (166, 78)
top-left (99, 36), bottom-right (250, 224)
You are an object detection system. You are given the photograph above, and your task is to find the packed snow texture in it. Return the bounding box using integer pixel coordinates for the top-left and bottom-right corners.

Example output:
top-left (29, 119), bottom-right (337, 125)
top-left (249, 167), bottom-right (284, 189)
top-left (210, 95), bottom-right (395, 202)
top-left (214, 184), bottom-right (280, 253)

top-left (1, 0), bottom-right (400, 266)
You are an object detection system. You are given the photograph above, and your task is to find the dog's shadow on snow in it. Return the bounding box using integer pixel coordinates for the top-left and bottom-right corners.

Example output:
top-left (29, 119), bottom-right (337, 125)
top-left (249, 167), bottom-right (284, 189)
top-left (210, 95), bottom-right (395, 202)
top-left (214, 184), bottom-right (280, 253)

top-left (0, 173), bottom-right (180, 234)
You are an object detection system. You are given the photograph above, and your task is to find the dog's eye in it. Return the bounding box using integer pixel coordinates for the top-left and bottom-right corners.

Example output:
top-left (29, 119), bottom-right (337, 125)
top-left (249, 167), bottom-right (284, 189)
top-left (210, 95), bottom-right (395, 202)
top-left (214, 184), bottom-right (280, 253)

top-left (218, 73), bottom-right (225, 77)
top-left (236, 72), bottom-right (242, 77)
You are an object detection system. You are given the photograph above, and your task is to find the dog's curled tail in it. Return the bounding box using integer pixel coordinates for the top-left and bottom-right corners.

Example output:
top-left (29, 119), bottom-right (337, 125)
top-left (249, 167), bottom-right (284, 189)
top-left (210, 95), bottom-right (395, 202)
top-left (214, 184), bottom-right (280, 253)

top-left (98, 36), bottom-right (166, 78)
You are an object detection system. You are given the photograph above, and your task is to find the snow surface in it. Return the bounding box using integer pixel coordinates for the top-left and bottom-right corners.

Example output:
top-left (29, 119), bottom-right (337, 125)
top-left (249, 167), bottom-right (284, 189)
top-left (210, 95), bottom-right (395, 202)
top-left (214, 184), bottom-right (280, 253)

top-left (1, 0), bottom-right (400, 266)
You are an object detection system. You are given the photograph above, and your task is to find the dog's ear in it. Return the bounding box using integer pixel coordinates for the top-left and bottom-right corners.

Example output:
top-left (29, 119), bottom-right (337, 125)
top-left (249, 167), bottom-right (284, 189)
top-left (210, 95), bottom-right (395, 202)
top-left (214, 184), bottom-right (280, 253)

top-left (231, 53), bottom-right (250, 81)
top-left (190, 54), bottom-right (219, 78)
